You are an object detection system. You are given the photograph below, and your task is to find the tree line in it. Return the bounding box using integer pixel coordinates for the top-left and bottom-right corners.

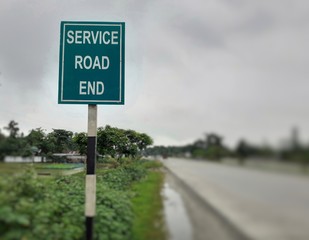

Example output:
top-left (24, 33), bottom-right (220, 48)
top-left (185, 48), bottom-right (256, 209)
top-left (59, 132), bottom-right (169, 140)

top-left (0, 120), bottom-right (153, 161)
top-left (145, 132), bottom-right (309, 167)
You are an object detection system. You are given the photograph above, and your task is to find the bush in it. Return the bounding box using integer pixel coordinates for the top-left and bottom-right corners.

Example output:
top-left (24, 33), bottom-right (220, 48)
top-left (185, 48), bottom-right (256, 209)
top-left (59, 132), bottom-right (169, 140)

top-left (0, 171), bottom-right (84, 240)
top-left (0, 160), bottom-right (153, 240)
top-left (100, 162), bottom-right (147, 191)
top-left (95, 185), bottom-right (133, 240)
top-left (141, 160), bottom-right (163, 169)
top-left (98, 156), bottom-right (120, 168)
top-left (0, 165), bottom-right (144, 240)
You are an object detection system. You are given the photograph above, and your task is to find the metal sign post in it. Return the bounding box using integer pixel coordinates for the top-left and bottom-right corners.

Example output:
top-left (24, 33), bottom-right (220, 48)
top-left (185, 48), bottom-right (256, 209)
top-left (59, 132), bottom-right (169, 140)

top-left (58, 21), bottom-right (125, 240)
top-left (85, 104), bottom-right (97, 240)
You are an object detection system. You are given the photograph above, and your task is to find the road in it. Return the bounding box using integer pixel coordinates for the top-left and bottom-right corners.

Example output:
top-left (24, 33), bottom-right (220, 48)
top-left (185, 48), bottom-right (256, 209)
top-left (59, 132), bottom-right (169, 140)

top-left (163, 158), bottom-right (309, 240)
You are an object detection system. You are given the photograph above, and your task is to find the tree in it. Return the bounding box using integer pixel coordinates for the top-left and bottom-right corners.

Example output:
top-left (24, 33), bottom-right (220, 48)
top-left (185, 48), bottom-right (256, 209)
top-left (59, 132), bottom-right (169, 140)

top-left (47, 129), bottom-right (74, 153)
top-left (0, 131), bottom-right (5, 161)
top-left (4, 120), bottom-right (19, 138)
top-left (73, 132), bottom-right (87, 155)
top-left (97, 125), bottom-right (123, 158)
top-left (136, 133), bottom-right (153, 151)
top-left (27, 128), bottom-right (45, 146)
top-left (97, 125), bottom-right (153, 159)
top-left (185, 134), bottom-right (226, 160)
top-left (121, 130), bottom-right (153, 158)
top-left (235, 140), bottom-right (250, 165)
top-left (204, 133), bottom-right (226, 160)
top-left (0, 130), bottom-right (5, 142)
top-left (0, 134), bottom-right (28, 159)
top-left (205, 133), bottom-right (222, 147)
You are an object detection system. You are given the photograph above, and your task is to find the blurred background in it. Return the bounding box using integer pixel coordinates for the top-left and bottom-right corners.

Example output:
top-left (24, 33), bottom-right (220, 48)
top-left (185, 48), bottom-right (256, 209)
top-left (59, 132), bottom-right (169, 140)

top-left (1, 1), bottom-right (309, 240)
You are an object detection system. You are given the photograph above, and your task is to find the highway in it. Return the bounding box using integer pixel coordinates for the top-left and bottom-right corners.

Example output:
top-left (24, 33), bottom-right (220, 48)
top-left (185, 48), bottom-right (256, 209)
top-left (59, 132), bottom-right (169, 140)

top-left (163, 158), bottom-right (309, 240)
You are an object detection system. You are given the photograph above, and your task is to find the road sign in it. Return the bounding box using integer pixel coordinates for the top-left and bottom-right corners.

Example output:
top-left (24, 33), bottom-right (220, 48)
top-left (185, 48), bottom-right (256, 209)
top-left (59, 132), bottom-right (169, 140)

top-left (58, 21), bottom-right (125, 104)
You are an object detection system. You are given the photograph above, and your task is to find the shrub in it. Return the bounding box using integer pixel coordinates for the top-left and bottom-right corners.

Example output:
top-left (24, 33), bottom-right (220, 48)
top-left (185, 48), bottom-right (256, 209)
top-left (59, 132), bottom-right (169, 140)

top-left (100, 163), bottom-right (147, 190)
top-left (0, 160), bottom-right (153, 240)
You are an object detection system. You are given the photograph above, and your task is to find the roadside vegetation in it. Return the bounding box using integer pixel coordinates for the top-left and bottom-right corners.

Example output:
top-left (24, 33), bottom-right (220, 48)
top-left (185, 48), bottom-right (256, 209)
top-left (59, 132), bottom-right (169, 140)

top-left (0, 120), bottom-right (166, 239)
top-left (0, 159), bottom-right (166, 240)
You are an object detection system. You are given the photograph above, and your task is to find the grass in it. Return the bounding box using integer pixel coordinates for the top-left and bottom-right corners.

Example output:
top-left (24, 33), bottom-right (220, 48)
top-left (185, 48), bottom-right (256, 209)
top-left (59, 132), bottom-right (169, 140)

top-left (0, 163), bottom-right (34, 175)
top-left (36, 163), bottom-right (84, 169)
top-left (0, 163), bottom-right (84, 177)
top-left (131, 170), bottom-right (166, 240)
top-left (141, 160), bottom-right (164, 169)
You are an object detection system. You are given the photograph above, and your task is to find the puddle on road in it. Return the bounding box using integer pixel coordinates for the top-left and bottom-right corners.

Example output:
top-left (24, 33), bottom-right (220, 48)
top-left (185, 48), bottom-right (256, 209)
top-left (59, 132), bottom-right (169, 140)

top-left (162, 182), bottom-right (193, 240)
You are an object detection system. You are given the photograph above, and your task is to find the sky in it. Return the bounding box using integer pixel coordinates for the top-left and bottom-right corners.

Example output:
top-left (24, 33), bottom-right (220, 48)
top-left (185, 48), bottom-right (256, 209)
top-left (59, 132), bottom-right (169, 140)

top-left (0, 0), bottom-right (309, 147)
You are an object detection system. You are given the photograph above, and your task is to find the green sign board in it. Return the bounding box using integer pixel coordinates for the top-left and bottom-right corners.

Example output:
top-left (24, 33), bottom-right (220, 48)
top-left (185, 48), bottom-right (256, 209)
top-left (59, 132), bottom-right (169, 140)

top-left (58, 21), bottom-right (125, 104)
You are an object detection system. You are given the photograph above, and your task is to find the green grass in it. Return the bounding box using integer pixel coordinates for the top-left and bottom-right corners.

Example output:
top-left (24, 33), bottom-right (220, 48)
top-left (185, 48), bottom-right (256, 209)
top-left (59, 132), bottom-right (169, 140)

top-left (141, 160), bottom-right (164, 169)
top-left (131, 171), bottom-right (166, 240)
top-left (36, 163), bottom-right (84, 170)
top-left (0, 163), bottom-right (85, 177)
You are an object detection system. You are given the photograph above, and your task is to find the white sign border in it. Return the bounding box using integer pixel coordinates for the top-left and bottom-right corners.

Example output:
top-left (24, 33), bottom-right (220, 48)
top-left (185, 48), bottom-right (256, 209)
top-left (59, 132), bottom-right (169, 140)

top-left (60, 22), bottom-right (123, 103)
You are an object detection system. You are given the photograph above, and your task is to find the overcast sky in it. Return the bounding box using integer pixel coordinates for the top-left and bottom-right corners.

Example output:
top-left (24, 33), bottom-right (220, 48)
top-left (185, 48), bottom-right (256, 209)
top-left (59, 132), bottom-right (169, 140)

top-left (0, 0), bottom-right (309, 147)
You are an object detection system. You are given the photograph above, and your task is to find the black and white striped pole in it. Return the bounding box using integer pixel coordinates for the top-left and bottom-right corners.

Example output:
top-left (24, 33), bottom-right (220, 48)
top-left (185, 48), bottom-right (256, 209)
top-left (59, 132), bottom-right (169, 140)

top-left (85, 104), bottom-right (97, 240)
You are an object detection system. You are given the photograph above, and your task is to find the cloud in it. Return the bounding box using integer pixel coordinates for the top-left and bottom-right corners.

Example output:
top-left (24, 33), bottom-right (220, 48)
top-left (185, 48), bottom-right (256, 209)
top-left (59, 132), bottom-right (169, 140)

top-left (0, 1), bottom-right (56, 88)
top-left (0, 0), bottom-right (309, 147)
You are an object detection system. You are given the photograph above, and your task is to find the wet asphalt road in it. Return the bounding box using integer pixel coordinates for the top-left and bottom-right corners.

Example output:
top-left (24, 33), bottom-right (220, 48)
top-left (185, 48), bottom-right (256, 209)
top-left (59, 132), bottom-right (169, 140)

top-left (163, 158), bottom-right (309, 240)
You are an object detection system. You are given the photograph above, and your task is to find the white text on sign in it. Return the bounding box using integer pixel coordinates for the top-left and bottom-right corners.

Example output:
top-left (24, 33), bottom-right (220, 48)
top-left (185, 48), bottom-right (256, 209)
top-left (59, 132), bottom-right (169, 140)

top-left (66, 30), bottom-right (120, 96)
top-left (75, 56), bottom-right (109, 70)
top-left (66, 30), bottom-right (119, 45)
top-left (80, 81), bottom-right (104, 95)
